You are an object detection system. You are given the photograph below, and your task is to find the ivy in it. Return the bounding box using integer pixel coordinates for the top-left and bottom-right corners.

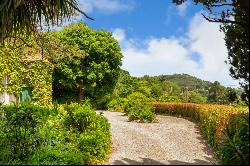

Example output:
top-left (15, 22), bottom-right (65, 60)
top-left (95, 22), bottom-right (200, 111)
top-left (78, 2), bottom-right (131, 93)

top-left (0, 40), bottom-right (52, 106)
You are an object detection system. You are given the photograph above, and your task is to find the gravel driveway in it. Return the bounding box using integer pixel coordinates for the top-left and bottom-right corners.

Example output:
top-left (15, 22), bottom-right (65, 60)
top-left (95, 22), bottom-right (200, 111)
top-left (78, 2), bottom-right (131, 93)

top-left (96, 111), bottom-right (218, 165)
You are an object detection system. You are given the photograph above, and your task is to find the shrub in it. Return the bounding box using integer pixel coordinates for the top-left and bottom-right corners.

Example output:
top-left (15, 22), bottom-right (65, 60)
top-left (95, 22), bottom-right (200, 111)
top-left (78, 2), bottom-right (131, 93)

top-left (0, 102), bottom-right (50, 163)
top-left (124, 92), bottom-right (149, 113)
top-left (0, 101), bottom-right (111, 165)
top-left (107, 93), bottom-right (156, 123)
top-left (150, 102), bottom-right (249, 165)
top-left (62, 100), bottom-right (111, 163)
top-left (107, 98), bottom-right (128, 112)
top-left (125, 93), bottom-right (156, 123)
top-left (218, 113), bottom-right (249, 165)
top-left (63, 100), bottom-right (98, 132)
top-left (128, 105), bottom-right (156, 123)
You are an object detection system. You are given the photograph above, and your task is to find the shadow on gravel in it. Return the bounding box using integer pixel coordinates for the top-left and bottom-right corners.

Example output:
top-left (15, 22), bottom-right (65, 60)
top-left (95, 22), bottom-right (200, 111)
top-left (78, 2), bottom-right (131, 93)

top-left (112, 157), bottom-right (215, 165)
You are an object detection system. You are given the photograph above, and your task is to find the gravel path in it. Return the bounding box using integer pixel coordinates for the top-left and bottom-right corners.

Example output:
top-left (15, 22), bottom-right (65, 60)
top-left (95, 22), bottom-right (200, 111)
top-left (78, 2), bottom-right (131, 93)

top-left (96, 111), bottom-right (218, 165)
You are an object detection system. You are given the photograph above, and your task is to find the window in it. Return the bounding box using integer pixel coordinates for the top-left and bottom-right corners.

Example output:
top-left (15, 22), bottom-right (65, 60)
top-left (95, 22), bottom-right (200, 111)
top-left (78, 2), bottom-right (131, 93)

top-left (20, 87), bottom-right (33, 102)
top-left (3, 74), bottom-right (10, 87)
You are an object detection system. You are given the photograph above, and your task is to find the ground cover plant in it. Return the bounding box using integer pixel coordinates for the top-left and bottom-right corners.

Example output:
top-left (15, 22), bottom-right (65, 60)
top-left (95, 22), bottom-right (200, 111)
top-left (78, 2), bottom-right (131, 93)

top-left (150, 102), bottom-right (249, 165)
top-left (0, 100), bottom-right (110, 165)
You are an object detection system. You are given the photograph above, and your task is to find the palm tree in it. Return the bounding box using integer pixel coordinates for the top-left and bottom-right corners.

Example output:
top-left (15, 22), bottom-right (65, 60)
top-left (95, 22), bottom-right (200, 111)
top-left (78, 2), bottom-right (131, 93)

top-left (0, 0), bottom-right (92, 41)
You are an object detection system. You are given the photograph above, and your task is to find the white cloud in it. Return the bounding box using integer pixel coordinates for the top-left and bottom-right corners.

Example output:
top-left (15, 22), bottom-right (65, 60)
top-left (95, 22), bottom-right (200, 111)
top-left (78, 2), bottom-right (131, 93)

top-left (187, 13), bottom-right (232, 84)
top-left (165, 2), bottom-right (189, 25)
top-left (112, 28), bottom-right (126, 43)
top-left (79, 0), bottom-right (134, 14)
top-left (177, 2), bottom-right (189, 17)
top-left (41, 0), bottom-right (135, 30)
top-left (113, 13), bottom-right (239, 87)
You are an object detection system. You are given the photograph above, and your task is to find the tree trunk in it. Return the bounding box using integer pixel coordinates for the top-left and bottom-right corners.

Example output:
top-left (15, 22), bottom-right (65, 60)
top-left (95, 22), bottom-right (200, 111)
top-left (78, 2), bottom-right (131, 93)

top-left (78, 84), bottom-right (84, 101)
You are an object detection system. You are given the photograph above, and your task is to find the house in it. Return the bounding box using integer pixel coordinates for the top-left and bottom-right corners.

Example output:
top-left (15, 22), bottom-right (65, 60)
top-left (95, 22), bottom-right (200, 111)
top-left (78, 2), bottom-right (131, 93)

top-left (0, 45), bottom-right (53, 106)
top-left (0, 74), bottom-right (17, 104)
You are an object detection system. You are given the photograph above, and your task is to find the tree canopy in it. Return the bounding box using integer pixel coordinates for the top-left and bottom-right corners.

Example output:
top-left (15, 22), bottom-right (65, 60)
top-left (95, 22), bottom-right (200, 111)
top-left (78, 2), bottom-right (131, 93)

top-left (51, 23), bottom-right (122, 107)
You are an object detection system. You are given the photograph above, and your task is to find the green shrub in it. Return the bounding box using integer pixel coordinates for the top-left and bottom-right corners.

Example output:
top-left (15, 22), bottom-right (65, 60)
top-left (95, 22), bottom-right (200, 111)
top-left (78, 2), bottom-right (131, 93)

top-left (0, 101), bottom-right (111, 165)
top-left (0, 102), bottom-right (50, 164)
top-left (218, 114), bottom-right (249, 165)
top-left (138, 106), bottom-right (156, 123)
top-left (107, 98), bottom-right (128, 112)
top-left (125, 92), bottom-right (149, 113)
top-left (128, 105), bottom-right (156, 123)
top-left (28, 143), bottom-right (88, 165)
top-left (107, 93), bottom-right (156, 123)
top-left (62, 100), bottom-right (111, 163)
top-left (125, 93), bottom-right (156, 123)
top-left (63, 100), bottom-right (98, 132)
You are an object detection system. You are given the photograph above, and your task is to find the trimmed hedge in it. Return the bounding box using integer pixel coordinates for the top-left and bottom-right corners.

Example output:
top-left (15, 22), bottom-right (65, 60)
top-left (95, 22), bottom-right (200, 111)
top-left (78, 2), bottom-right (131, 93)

top-left (150, 102), bottom-right (249, 165)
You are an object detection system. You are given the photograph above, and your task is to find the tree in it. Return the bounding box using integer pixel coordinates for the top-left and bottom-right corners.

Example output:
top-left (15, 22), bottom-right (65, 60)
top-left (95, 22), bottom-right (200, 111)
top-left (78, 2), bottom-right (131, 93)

top-left (225, 87), bottom-right (238, 104)
top-left (52, 23), bottom-right (122, 107)
top-left (111, 70), bottom-right (138, 99)
top-left (0, 0), bottom-right (92, 42)
top-left (173, 0), bottom-right (249, 104)
top-left (222, 12), bottom-right (249, 104)
top-left (136, 80), bottom-right (151, 97)
top-left (188, 90), bottom-right (207, 103)
top-left (161, 80), bottom-right (181, 96)
top-left (208, 81), bottom-right (227, 103)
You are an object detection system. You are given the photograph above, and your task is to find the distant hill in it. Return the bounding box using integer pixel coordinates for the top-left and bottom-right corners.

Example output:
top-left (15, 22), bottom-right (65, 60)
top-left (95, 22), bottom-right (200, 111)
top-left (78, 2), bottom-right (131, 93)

top-left (156, 74), bottom-right (213, 91)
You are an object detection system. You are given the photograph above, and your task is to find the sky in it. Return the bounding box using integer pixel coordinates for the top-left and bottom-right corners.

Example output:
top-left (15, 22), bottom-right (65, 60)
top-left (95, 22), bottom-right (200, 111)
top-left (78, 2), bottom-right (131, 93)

top-left (65, 0), bottom-right (240, 87)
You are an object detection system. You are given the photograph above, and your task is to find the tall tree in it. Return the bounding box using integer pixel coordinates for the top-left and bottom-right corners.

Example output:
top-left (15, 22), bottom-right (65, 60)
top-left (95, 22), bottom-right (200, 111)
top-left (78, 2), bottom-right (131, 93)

top-left (52, 23), bottom-right (122, 106)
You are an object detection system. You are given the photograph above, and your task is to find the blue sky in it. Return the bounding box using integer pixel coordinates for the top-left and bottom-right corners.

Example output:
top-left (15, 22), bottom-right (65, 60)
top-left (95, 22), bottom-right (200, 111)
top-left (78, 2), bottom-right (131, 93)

top-left (69, 0), bottom-right (239, 87)
top-left (83, 0), bottom-right (203, 40)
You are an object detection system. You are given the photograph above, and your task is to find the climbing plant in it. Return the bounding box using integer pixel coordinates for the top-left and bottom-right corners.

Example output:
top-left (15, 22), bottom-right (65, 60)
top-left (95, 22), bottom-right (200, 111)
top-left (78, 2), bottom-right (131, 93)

top-left (0, 38), bottom-right (53, 106)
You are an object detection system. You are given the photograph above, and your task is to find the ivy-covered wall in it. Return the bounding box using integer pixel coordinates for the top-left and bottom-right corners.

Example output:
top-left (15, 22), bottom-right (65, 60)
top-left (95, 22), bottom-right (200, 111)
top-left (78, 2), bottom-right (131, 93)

top-left (0, 43), bottom-right (53, 106)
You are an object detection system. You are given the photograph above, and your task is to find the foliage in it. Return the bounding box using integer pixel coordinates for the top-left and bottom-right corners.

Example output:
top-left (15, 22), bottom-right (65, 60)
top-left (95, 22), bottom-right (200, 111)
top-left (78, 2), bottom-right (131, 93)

top-left (158, 94), bottom-right (182, 102)
top-left (208, 81), bottom-right (227, 103)
top-left (62, 100), bottom-right (111, 163)
top-left (157, 74), bottom-right (211, 93)
top-left (0, 42), bottom-right (53, 106)
top-left (107, 92), bottom-right (156, 123)
top-left (218, 114), bottom-right (249, 165)
top-left (124, 92), bottom-right (150, 113)
top-left (110, 70), bottom-right (138, 99)
top-left (128, 105), bottom-right (156, 123)
top-left (0, 0), bottom-right (91, 42)
top-left (150, 102), bottom-right (249, 165)
top-left (107, 98), bottom-right (128, 112)
top-left (0, 101), bottom-right (111, 165)
top-left (188, 90), bottom-right (207, 103)
top-left (222, 16), bottom-right (249, 104)
top-left (52, 23), bottom-right (122, 108)
top-left (0, 102), bottom-right (50, 163)
top-left (110, 72), bottom-right (243, 105)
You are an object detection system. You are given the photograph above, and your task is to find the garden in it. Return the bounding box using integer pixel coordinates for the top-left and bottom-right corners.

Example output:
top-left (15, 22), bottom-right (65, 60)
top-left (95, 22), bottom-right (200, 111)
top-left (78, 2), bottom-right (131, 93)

top-left (0, 0), bottom-right (249, 165)
top-left (0, 21), bottom-right (248, 165)
top-left (0, 100), bottom-right (110, 165)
